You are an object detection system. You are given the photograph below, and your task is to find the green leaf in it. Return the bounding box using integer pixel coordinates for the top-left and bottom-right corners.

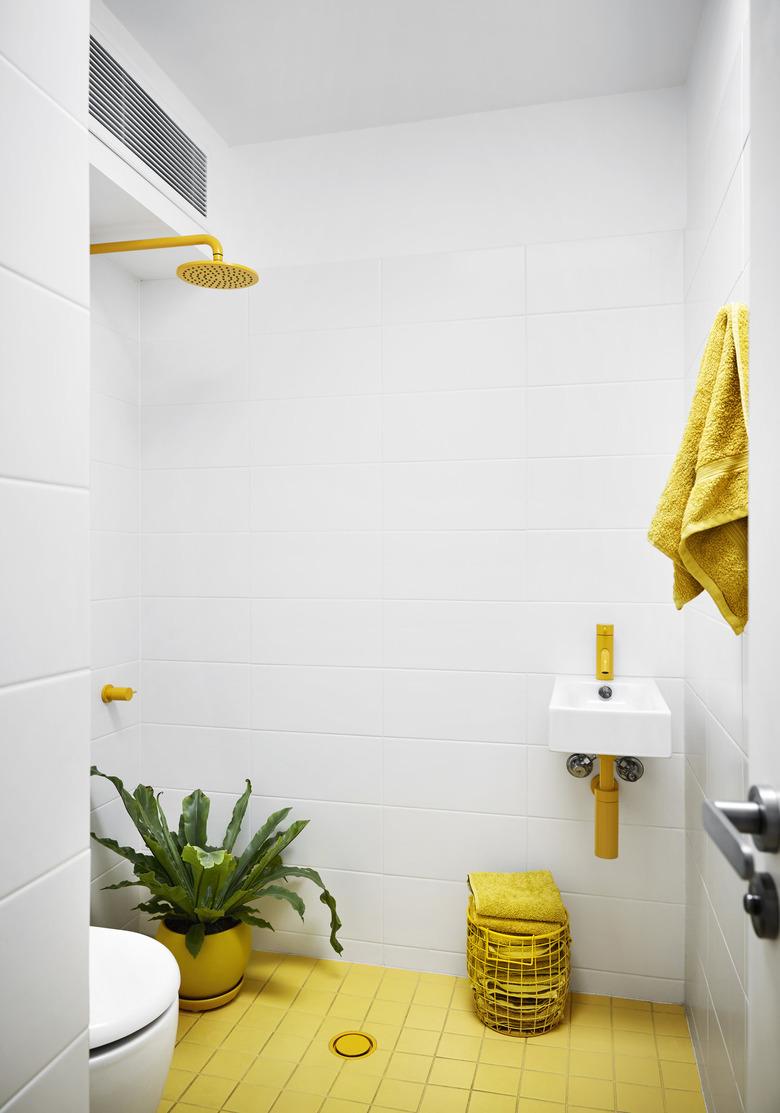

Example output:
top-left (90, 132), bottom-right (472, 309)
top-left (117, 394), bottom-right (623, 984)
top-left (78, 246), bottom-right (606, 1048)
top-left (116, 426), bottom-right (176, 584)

top-left (224, 807), bottom-right (293, 897)
top-left (181, 789), bottom-right (210, 848)
top-left (181, 844), bottom-right (237, 910)
top-left (222, 780), bottom-right (251, 852)
top-left (257, 884), bottom-right (306, 919)
top-left (89, 833), bottom-right (156, 872)
top-left (137, 872), bottom-right (196, 918)
top-left (100, 878), bottom-right (144, 891)
top-left (232, 909), bottom-right (275, 931)
top-left (91, 767), bottom-right (143, 828)
top-left (234, 821), bottom-right (309, 897)
top-left (262, 865), bottom-right (343, 955)
top-left (185, 922), bottom-right (206, 959)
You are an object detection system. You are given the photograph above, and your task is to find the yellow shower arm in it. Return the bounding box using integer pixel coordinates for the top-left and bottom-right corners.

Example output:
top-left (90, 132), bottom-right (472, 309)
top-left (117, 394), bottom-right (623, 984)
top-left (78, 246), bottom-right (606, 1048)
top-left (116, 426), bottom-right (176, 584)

top-left (90, 234), bottom-right (225, 262)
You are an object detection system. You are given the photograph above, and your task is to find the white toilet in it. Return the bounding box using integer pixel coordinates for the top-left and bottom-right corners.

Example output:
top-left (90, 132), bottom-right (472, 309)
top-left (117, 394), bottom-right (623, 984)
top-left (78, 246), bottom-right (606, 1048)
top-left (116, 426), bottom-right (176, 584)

top-left (89, 926), bottom-right (181, 1113)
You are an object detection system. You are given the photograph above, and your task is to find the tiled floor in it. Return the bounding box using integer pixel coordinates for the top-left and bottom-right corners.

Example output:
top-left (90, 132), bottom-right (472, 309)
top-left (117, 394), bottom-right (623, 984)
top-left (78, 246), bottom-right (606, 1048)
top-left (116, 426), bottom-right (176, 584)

top-left (158, 951), bottom-right (705, 1113)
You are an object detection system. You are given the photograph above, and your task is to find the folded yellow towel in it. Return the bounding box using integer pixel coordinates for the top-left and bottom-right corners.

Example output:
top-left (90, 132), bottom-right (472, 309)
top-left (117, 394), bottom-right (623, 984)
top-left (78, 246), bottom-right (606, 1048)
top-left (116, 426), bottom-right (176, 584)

top-left (467, 870), bottom-right (566, 924)
top-left (648, 302), bottom-right (749, 635)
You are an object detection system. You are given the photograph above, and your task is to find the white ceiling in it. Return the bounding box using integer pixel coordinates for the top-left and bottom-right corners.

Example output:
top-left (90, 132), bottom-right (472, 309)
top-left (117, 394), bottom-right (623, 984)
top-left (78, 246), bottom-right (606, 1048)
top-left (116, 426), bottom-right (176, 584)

top-left (102, 0), bottom-right (704, 147)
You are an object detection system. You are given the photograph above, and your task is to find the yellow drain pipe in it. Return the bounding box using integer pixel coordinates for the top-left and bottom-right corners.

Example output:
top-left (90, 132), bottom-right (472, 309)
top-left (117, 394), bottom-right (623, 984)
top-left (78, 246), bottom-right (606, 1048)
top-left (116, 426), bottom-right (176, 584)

top-left (592, 756), bottom-right (619, 858)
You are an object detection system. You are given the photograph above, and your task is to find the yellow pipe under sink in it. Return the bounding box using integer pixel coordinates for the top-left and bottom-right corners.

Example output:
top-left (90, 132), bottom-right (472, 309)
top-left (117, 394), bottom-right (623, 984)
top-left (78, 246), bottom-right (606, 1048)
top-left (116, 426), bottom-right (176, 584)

top-left (592, 755), bottom-right (619, 859)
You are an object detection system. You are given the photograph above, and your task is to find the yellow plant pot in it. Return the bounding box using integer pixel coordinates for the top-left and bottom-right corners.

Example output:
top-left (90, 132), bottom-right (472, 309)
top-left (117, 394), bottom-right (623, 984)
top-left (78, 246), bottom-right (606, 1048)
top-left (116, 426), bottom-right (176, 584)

top-left (156, 920), bottom-right (252, 1011)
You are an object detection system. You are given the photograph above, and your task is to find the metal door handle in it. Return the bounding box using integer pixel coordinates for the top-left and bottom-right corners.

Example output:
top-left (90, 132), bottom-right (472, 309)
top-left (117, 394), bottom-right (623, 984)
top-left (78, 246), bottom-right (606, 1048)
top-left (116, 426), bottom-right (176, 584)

top-left (702, 785), bottom-right (780, 940)
top-left (701, 785), bottom-right (780, 879)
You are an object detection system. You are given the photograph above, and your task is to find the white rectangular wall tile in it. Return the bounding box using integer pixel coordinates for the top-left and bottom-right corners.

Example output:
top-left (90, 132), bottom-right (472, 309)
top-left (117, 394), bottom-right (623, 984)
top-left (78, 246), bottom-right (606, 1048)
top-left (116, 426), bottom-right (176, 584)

top-left (251, 532), bottom-right (382, 598)
top-left (141, 468), bottom-right (250, 532)
top-left (250, 328), bottom-right (381, 399)
top-left (249, 260), bottom-right (380, 333)
top-left (384, 808), bottom-right (527, 881)
top-left (383, 877), bottom-right (468, 953)
top-left (2, 1035), bottom-right (89, 1113)
top-left (382, 317), bottom-right (526, 394)
top-left (140, 278), bottom-right (248, 342)
top-left (527, 305), bottom-right (684, 386)
top-left (384, 738), bottom-right (527, 815)
top-left (142, 661), bottom-right (250, 729)
top-left (90, 463), bottom-right (139, 533)
top-left (382, 247), bottom-right (525, 324)
top-left (526, 530), bottom-right (670, 603)
top-left (527, 456), bottom-right (672, 530)
top-left (527, 381), bottom-right (684, 458)
top-left (0, 271), bottom-right (89, 486)
top-left (91, 322), bottom-right (139, 404)
top-left (252, 665), bottom-right (383, 736)
top-left (252, 796), bottom-right (382, 874)
top-left (384, 669), bottom-right (525, 744)
top-left (139, 725), bottom-right (251, 794)
top-left (251, 396), bottom-right (381, 465)
top-left (91, 598), bottom-right (139, 669)
top-left (141, 402), bottom-right (249, 469)
top-left (141, 334), bottom-right (249, 404)
top-left (563, 892), bottom-right (684, 981)
top-left (141, 534), bottom-right (250, 597)
top-left (382, 389), bottom-right (525, 462)
top-left (251, 465), bottom-right (382, 531)
top-left (252, 731), bottom-right (382, 805)
top-left (90, 391), bottom-right (138, 470)
top-left (383, 531), bottom-right (526, 601)
top-left (527, 231), bottom-right (682, 314)
top-left (90, 531), bottom-right (139, 602)
top-left (383, 600), bottom-right (526, 672)
top-left (0, 482), bottom-right (88, 686)
top-left (251, 599), bottom-right (382, 667)
top-left (90, 257), bottom-right (139, 340)
top-left (142, 597), bottom-right (251, 662)
top-left (383, 461), bottom-right (525, 531)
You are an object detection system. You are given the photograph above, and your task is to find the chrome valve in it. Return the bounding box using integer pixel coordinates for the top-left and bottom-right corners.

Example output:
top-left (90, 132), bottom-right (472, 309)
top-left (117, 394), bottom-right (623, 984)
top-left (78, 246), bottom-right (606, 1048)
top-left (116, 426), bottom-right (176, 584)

top-left (566, 754), bottom-right (596, 778)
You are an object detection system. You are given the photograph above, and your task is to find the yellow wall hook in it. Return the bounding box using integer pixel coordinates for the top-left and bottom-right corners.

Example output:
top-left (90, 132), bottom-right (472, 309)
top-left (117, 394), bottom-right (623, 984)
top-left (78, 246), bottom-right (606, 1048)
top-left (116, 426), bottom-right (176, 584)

top-left (101, 684), bottom-right (136, 703)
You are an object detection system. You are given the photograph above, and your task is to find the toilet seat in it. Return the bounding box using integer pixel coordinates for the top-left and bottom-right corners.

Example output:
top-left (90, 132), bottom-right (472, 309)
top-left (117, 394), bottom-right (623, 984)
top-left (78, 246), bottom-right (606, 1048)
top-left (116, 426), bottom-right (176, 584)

top-left (89, 926), bottom-right (180, 1049)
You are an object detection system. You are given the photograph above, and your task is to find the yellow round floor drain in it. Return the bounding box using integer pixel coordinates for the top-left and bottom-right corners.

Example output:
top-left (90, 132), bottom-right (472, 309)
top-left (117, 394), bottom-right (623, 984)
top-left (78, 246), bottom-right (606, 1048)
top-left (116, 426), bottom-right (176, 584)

top-left (329, 1031), bottom-right (377, 1058)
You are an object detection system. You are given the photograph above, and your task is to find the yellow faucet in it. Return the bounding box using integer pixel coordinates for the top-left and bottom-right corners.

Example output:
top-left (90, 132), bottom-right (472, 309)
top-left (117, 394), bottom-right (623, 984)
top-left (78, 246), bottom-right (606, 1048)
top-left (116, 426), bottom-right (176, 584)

top-left (596, 624), bottom-right (613, 681)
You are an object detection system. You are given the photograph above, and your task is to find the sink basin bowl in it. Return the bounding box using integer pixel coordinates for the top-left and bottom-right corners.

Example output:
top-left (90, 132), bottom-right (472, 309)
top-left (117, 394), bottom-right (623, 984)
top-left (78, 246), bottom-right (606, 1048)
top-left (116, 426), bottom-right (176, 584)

top-left (548, 676), bottom-right (672, 758)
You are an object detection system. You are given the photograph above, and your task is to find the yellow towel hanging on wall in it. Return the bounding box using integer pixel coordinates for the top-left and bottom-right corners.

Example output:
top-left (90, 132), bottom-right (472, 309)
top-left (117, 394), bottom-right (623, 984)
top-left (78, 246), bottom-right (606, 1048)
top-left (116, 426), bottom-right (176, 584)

top-left (648, 302), bottom-right (749, 635)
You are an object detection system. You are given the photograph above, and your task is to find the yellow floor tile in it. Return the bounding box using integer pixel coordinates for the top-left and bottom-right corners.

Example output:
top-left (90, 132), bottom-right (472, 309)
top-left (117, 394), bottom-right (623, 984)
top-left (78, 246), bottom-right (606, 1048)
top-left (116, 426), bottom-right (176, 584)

top-left (568, 1108), bottom-right (613, 1113)
top-left (442, 1009), bottom-right (487, 1037)
top-left (183, 1018), bottom-right (235, 1048)
top-left (478, 1039), bottom-right (525, 1067)
top-left (377, 978), bottom-right (418, 1004)
top-left (157, 1101), bottom-right (174, 1113)
top-left (615, 1081), bottom-right (666, 1113)
top-left (181, 1074), bottom-right (237, 1108)
top-left (256, 982), bottom-right (300, 1009)
top-left (240, 1002), bottom-right (287, 1030)
top-left (342, 1048), bottom-right (392, 1077)
top-left (419, 1084), bottom-right (470, 1113)
top-left (276, 1012), bottom-right (323, 1039)
top-left (366, 1021), bottom-right (402, 1050)
top-left (259, 1032), bottom-right (311, 1062)
top-left (570, 1003), bottom-right (613, 1028)
top-left (519, 1069), bottom-right (567, 1103)
top-left (653, 1013), bottom-right (690, 1038)
top-left (328, 1070), bottom-right (380, 1104)
top-left (656, 1035), bottom-right (695, 1063)
top-left (396, 1028), bottom-right (439, 1056)
top-left (294, 988), bottom-right (337, 1014)
top-left (175, 1106), bottom-right (226, 1113)
top-left (525, 1021), bottom-right (570, 1047)
top-left (365, 999), bottom-right (410, 1027)
top-left (614, 1055), bottom-right (661, 1087)
top-left (221, 1026), bottom-right (270, 1055)
top-left (428, 1057), bottom-right (476, 1090)
top-left (201, 1048), bottom-right (254, 1081)
top-left (373, 1077), bottom-right (425, 1111)
top-left (222, 1082), bottom-right (279, 1113)
top-left (660, 1061), bottom-right (702, 1091)
top-left (171, 1043), bottom-right (216, 1073)
top-left (437, 1033), bottom-right (482, 1061)
top-left (320, 1099), bottom-right (370, 1113)
top-left (245, 952), bottom-right (282, 980)
top-left (567, 1075), bottom-right (616, 1109)
top-left (413, 982), bottom-right (454, 1008)
top-left (339, 969), bottom-right (385, 997)
top-left (243, 1057), bottom-right (295, 1088)
top-left (612, 998), bottom-right (652, 1011)
top-left (328, 995), bottom-right (370, 1022)
top-left (177, 1014), bottom-right (200, 1041)
top-left (286, 1062), bottom-right (341, 1094)
top-left (468, 1092), bottom-right (516, 1113)
top-left (472, 1062), bottom-right (522, 1096)
top-left (516, 1101), bottom-right (565, 1113)
top-left (570, 1025), bottom-right (612, 1053)
top-left (405, 1004), bottom-right (448, 1032)
top-left (612, 1009), bottom-right (654, 1033)
top-left (664, 1090), bottom-right (707, 1113)
top-left (611, 1031), bottom-right (658, 1059)
top-left (523, 1043), bottom-right (568, 1074)
top-left (449, 981), bottom-right (476, 1011)
top-left (386, 1052), bottom-right (432, 1083)
top-left (570, 1048), bottom-right (613, 1079)
top-left (162, 1068), bottom-right (194, 1101)
top-left (652, 1002), bottom-right (685, 1014)
top-left (212, 996), bottom-right (254, 1025)
top-left (305, 964), bottom-right (349, 992)
top-left (270, 1091), bottom-right (322, 1113)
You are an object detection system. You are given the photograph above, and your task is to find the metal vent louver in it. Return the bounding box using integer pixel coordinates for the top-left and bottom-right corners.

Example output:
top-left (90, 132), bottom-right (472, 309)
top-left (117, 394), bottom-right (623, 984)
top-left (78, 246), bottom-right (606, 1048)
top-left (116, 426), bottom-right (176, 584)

top-left (89, 36), bottom-right (207, 217)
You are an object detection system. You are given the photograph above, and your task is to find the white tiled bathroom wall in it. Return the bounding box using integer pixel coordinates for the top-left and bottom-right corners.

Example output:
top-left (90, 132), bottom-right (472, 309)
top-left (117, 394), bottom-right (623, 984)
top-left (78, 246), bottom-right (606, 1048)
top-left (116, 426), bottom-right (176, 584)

top-left (0, 2), bottom-right (91, 1109)
top-left (683, 2), bottom-right (751, 1111)
top-left (89, 255), bottom-right (142, 932)
top-left (137, 86), bottom-right (689, 1000)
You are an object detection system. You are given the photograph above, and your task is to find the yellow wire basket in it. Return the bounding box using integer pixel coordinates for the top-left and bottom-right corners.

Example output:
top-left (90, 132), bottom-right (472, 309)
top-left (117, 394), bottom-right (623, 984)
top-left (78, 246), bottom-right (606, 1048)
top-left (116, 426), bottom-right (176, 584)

top-left (466, 901), bottom-right (571, 1036)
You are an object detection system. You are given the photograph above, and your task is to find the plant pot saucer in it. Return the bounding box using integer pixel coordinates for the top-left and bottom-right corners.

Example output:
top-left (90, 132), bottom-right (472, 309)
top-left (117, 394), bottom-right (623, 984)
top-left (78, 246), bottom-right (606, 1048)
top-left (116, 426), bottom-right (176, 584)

top-left (178, 975), bottom-right (245, 1012)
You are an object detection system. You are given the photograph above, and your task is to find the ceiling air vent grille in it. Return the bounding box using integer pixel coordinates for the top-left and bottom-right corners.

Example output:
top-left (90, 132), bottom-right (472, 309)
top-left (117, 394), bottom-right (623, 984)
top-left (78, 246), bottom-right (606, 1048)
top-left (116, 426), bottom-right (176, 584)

top-left (89, 35), bottom-right (207, 217)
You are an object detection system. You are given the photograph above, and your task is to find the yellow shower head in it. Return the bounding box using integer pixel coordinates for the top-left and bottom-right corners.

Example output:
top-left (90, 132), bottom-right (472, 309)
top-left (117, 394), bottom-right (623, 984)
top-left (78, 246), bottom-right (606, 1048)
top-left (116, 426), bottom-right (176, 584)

top-left (89, 235), bottom-right (259, 290)
top-left (177, 258), bottom-right (258, 290)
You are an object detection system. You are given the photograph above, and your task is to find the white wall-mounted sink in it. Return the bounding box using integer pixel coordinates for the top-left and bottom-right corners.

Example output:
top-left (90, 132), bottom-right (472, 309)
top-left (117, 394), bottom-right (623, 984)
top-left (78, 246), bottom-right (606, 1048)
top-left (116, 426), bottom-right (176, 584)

top-left (548, 675), bottom-right (672, 758)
